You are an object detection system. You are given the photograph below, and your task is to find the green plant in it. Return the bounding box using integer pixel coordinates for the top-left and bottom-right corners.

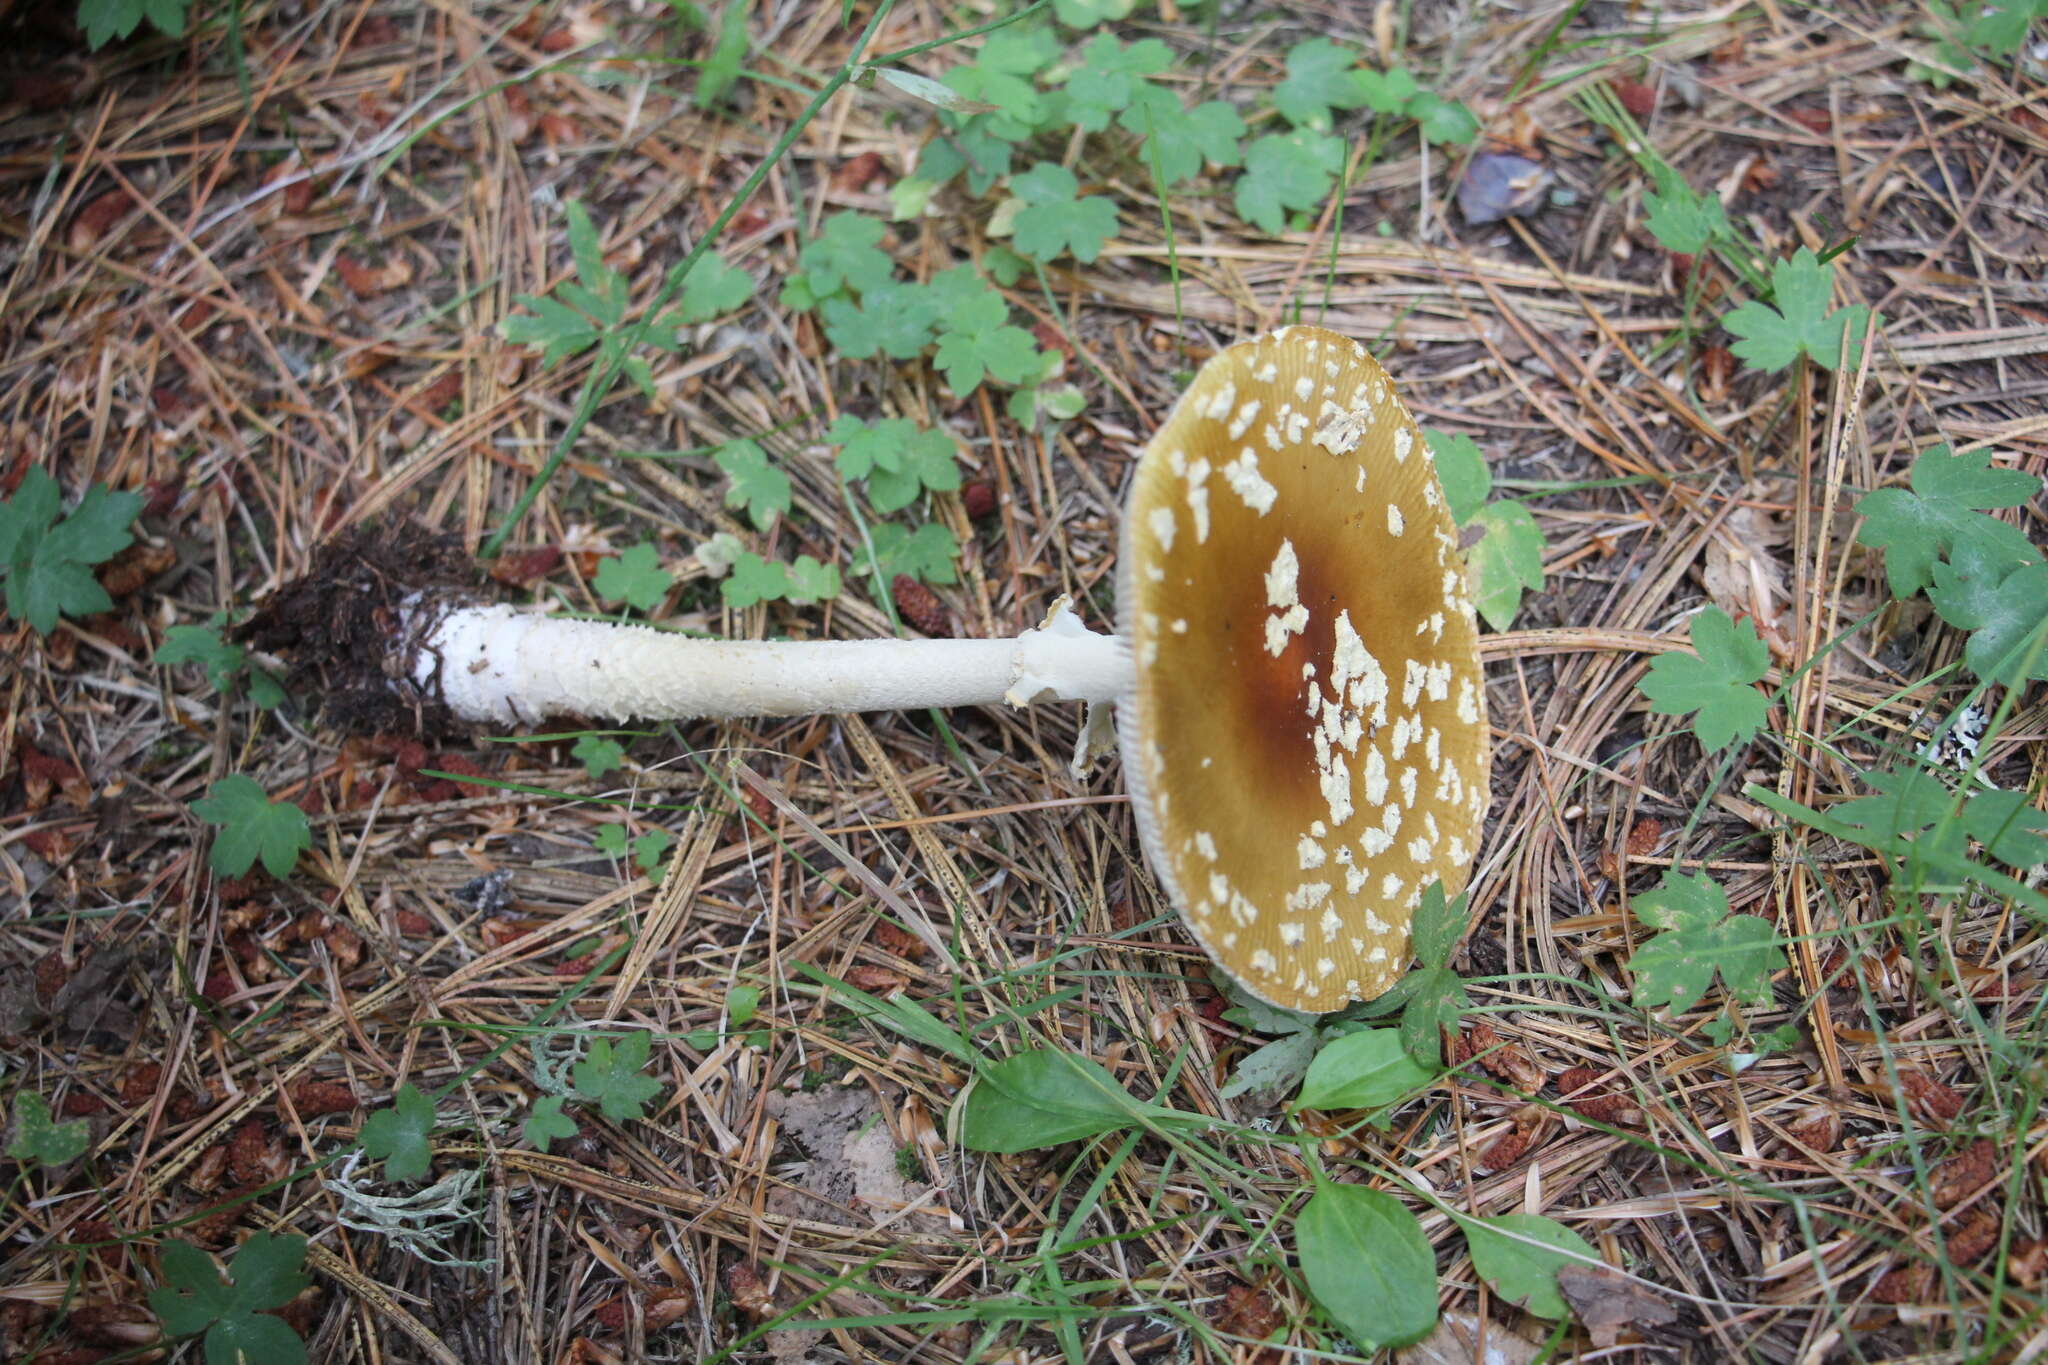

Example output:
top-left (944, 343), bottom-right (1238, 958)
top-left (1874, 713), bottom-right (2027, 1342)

top-left (192, 775), bottom-right (312, 879)
top-left (1430, 429), bottom-right (1545, 631)
top-left (1641, 165), bottom-right (1730, 256)
top-left (1908, 0), bottom-right (2048, 84)
top-left (1296, 1181), bottom-right (1436, 1350)
top-left (1627, 869), bottom-right (1786, 1015)
top-left (1722, 247), bottom-right (1872, 374)
top-left (1006, 162), bottom-right (1118, 263)
top-left (694, 0), bottom-right (753, 108)
top-left (79, 0), bottom-right (189, 49)
top-left (1351, 882), bottom-right (1470, 1067)
top-left (593, 823), bottom-right (677, 881)
top-left (593, 544), bottom-right (674, 613)
top-left (359, 1084), bottom-right (438, 1182)
top-left (828, 417), bottom-right (962, 513)
top-left (6, 1092), bottom-right (90, 1168)
top-left (864, 522), bottom-right (960, 584)
top-left (1856, 444), bottom-right (2047, 684)
top-left (149, 1232), bottom-right (310, 1365)
top-left (1293, 1028), bottom-right (1434, 1116)
top-left (571, 735), bottom-right (626, 781)
top-left (157, 623), bottom-right (286, 709)
top-left (722, 551), bottom-right (841, 608)
top-left (500, 202), bottom-right (750, 400)
top-left (1638, 606), bottom-right (1771, 752)
top-left (712, 439), bottom-right (793, 532)
top-left (0, 468), bottom-right (143, 637)
top-left (957, 1049), bottom-right (1206, 1152)
top-left (571, 1030), bottom-right (666, 1123)
top-left (1234, 129), bottom-right (1347, 235)
top-left (1057, 33), bottom-right (1169, 132)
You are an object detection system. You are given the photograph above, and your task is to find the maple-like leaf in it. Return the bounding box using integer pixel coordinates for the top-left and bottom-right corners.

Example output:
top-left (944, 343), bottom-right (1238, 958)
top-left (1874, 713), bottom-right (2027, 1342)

top-left (1855, 444), bottom-right (2039, 599)
top-left (1722, 248), bottom-right (1872, 373)
top-left (1638, 607), bottom-right (1771, 751)
top-left (1629, 870), bottom-right (1784, 1013)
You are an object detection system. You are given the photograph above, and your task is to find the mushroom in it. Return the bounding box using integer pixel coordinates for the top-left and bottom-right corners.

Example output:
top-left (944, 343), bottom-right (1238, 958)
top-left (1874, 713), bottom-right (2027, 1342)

top-left (386, 325), bottom-right (1488, 1010)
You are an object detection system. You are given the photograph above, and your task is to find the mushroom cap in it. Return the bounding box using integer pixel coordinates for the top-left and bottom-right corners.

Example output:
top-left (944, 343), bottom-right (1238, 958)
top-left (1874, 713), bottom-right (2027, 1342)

top-left (1116, 326), bottom-right (1490, 1012)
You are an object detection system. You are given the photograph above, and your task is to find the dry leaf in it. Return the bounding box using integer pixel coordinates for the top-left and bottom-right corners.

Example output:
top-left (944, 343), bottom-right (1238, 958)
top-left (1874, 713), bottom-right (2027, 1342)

top-left (1557, 1263), bottom-right (1677, 1347)
top-left (1397, 1311), bottom-right (1542, 1365)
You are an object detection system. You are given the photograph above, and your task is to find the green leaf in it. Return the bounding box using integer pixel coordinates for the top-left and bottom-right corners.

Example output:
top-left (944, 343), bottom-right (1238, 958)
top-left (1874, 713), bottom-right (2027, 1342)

top-left (933, 289), bottom-right (1043, 394)
top-left (151, 1242), bottom-right (235, 1337)
top-left (959, 1050), bottom-right (1198, 1153)
top-left (149, 1234), bottom-right (309, 1365)
top-left (1833, 766), bottom-right (1958, 841)
top-left (1962, 789), bottom-right (2048, 867)
top-left (1643, 167), bottom-right (1728, 255)
top-left (695, 0), bottom-right (752, 109)
top-left (787, 212), bottom-right (895, 302)
top-left (1297, 1184), bottom-right (1437, 1350)
top-left (208, 1311), bottom-right (309, 1365)
top-left (1272, 39), bottom-right (1369, 130)
top-left (593, 544), bottom-right (674, 612)
top-left (1426, 429), bottom-right (1490, 526)
top-left (1218, 1030), bottom-right (1320, 1100)
top-left (783, 555), bottom-right (842, 604)
top-left (0, 469), bottom-right (141, 637)
top-left (224, 1232), bottom-right (313, 1313)
top-left (1856, 444), bottom-right (2040, 599)
top-left (820, 281), bottom-right (941, 360)
top-left (1409, 880), bottom-right (1463, 968)
top-left (1052, 0), bottom-right (1135, 26)
top-left (1930, 558), bottom-right (2048, 683)
top-left (1236, 129), bottom-right (1346, 235)
top-left (1061, 34), bottom-right (1170, 132)
top-left (1409, 91), bottom-right (1481, 144)
top-left (1456, 1213), bottom-right (1598, 1319)
top-left (79, 0), bottom-right (188, 48)
top-left (632, 828), bottom-right (676, 878)
top-left (572, 735), bottom-right (626, 781)
top-left (593, 823), bottom-right (631, 858)
top-left (1393, 965), bottom-right (1467, 1068)
top-left (1356, 66), bottom-right (1419, 115)
top-left (675, 251), bottom-right (753, 323)
top-left (1120, 89), bottom-right (1244, 185)
top-left (6, 1092), bottom-right (89, 1168)
top-left (865, 522), bottom-right (959, 584)
top-left (1638, 606), bottom-right (1770, 751)
top-left (727, 984), bottom-right (762, 1027)
top-left (796, 962), bottom-right (973, 1062)
top-left (524, 1095), bottom-right (578, 1151)
top-left (1295, 1028), bottom-right (1434, 1112)
top-left (572, 1030), bottom-right (665, 1123)
top-left (722, 551), bottom-right (790, 608)
top-left (712, 439), bottom-right (792, 532)
top-left (1630, 869), bottom-right (1785, 1013)
top-left (1009, 162), bottom-right (1118, 263)
top-left (1723, 247), bottom-right (1873, 373)
top-left (833, 418), bottom-right (962, 512)
top-left (943, 28), bottom-right (1061, 140)
top-left (1466, 501), bottom-right (1545, 631)
top-left (193, 775), bottom-right (312, 880)
top-left (359, 1083), bottom-right (438, 1182)
top-left (157, 624), bottom-right (281, 707)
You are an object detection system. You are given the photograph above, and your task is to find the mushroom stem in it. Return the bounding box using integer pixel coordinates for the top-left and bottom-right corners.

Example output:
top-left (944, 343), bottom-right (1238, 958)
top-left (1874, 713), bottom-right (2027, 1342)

top-left (408, 598), bottom-right (1132, 726)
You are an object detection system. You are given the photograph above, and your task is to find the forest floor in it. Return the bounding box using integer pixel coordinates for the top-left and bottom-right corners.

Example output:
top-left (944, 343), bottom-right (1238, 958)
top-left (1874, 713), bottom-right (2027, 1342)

top-left (4, 1), bottom-right (2048, 1362)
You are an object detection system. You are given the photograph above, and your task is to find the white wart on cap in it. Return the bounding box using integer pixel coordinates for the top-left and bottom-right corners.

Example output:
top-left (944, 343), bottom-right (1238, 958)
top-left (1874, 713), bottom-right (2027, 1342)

top-left (1117, 325), bottom-right (1489, 1012)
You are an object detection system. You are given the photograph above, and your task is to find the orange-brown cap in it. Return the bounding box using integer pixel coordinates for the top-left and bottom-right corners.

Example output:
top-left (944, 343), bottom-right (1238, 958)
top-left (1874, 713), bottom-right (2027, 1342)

top-left (1118, 326), bottom-right (1489, 1011)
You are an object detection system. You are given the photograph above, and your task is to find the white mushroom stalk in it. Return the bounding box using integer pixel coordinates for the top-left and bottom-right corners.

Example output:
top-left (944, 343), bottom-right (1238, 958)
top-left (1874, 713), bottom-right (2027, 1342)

top-left (405, 595), bottom-right (1132, 726)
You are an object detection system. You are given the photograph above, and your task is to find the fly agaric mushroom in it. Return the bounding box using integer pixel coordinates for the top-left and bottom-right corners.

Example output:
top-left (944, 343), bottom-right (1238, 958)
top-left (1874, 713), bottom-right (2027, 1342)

top-left (319, 326), bottom-right (1486, 1010)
